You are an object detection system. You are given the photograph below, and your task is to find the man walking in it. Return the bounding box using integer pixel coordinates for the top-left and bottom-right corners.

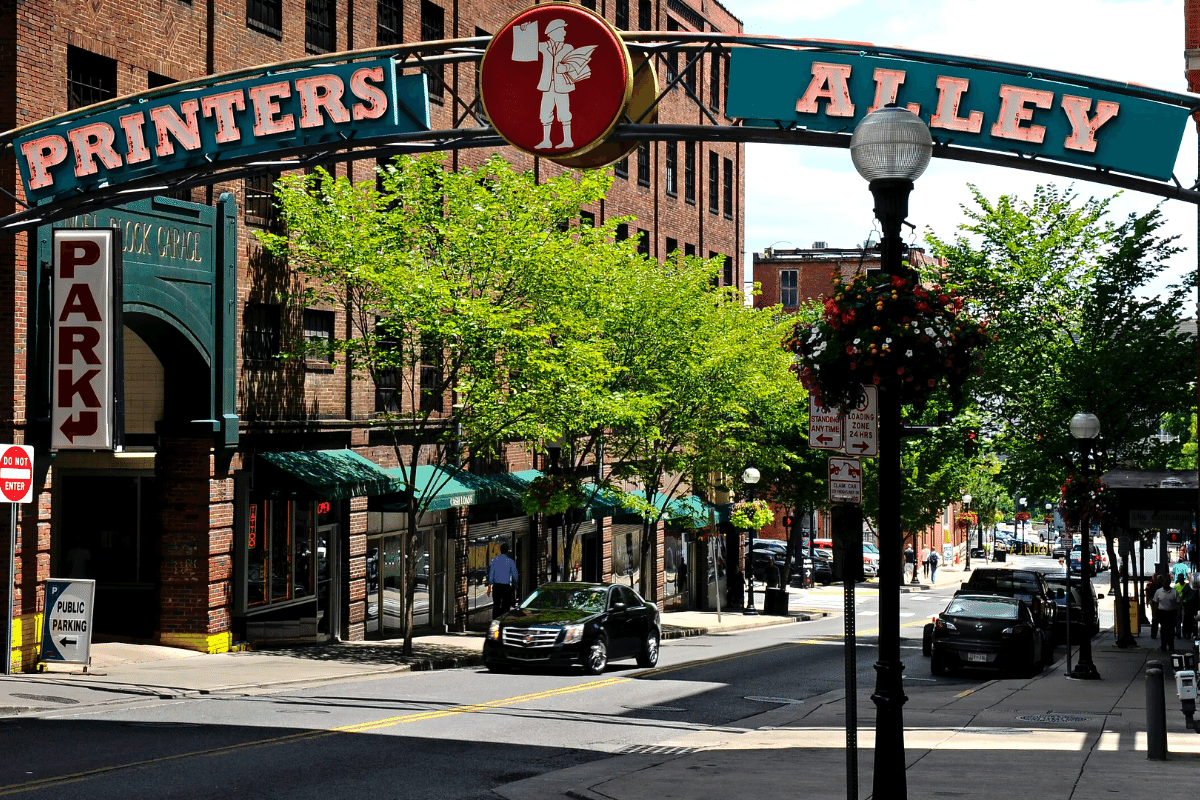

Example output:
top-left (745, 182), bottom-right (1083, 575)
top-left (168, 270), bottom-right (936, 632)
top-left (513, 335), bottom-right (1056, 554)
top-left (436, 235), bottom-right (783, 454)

top-left (1154, 575), bottom-right (1182, 652)
top-left (487, 542), bottom-right (520, 619)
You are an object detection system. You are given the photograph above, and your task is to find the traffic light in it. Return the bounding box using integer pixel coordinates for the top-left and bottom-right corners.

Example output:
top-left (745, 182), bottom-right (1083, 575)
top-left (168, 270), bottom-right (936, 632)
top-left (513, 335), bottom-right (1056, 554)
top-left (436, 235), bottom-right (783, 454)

top-left (964, 428), bottom-right (979, 456)
top-left (1168, 530), bottom-right (1182, 544)
top-left (782, 515), bottom-right (794, 529)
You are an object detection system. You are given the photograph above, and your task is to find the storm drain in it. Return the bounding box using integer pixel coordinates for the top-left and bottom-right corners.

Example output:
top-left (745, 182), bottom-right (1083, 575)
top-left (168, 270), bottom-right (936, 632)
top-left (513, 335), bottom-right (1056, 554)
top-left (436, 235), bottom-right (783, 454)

top-left (1016, 714), bottom-right (1092, 724)
top-left (617, 744), bottom-right (701, 755)
top-left (10, 693), bottom-right (78, 705)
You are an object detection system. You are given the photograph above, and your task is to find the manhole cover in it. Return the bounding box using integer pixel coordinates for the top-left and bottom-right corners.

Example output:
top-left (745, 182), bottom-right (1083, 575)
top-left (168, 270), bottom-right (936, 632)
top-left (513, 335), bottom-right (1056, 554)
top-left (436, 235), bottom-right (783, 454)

top-left (9, 694), bottom-right (78, 705)
top-left (745, 696), bottom-right (805, 705)
top-left (622, 705), bottom-right (686, 712)
top-left (1016, 714), bottom-right (1091, 724)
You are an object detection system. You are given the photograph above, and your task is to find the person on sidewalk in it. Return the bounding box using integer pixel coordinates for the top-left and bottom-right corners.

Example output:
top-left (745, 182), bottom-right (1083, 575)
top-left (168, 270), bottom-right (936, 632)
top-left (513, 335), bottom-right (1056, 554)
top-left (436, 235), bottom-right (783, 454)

top-left (928, 549), bottom-right (940, 584)
top-left (487, 542), bottom-right (519, 620)
top-left (1147, 574), bottom-right (1164, 639)
top-left (904, 545), bottom-right (916, 583)
top-left (1153, 576), bottom-right (1182, 652)
top-left (921, 547), bottom-right (931, 579)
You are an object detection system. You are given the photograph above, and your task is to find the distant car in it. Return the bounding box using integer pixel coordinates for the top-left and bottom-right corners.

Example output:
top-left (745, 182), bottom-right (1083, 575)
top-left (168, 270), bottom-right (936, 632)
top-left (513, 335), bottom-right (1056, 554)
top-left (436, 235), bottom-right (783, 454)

top-left (749, 549), bottom-right (785, 581)
top-left (750, 539), bottom-right (790, 560)
top-left (1043, 572), bottom-right (1101, 639)
top-left (1070, 544), bottom-right (1104, 574)
top-left (957, 567), bottom-right (1058, 646)
top-left (483, 582), bottom-right (660, 674)
top-left (930, 594), bottom-right (1047, 677)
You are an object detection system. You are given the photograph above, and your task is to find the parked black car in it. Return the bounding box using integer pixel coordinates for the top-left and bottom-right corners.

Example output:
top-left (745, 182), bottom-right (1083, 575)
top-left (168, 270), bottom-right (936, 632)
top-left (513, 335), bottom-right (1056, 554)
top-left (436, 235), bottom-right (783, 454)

top-left (483, 582), bottom-right (660, 674)
top-left (1043, 572), bottom-right (1101, 639)
top-left (957, 567), bottom-right (1058, 646)
top-left (930, 594), bottom-right (1047, 677)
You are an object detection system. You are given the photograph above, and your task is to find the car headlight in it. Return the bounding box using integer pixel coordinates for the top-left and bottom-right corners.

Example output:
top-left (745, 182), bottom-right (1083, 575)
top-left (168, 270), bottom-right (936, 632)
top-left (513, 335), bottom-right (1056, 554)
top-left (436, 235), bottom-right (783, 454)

top-left (562, 623), bottom-right (585, 644)
top-left (488, 621), bottom-right (501, 640)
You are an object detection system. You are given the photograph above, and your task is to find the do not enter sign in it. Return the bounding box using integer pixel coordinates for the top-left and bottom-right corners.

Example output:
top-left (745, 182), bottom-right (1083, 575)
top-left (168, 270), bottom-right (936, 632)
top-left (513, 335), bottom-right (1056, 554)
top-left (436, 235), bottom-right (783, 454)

top-left (0, 445), bottom-right (35, 503)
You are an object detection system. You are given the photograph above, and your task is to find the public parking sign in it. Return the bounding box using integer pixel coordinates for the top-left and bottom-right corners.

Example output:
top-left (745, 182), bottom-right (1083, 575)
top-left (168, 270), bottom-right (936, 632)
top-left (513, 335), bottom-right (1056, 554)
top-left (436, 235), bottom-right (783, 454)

top-left (0, 445), bottom-right (34, 503)
top-left (40, 579), bottom-right (95, 664)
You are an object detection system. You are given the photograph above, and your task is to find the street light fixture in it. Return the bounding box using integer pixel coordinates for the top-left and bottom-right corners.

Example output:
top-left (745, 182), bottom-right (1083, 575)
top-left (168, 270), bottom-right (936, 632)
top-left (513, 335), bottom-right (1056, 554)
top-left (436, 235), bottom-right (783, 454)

top-left (1019, 496), bottom-right (1027, 552)
top-left (1068, 412), bottom-right (1102, 680)
top-left (742, 466), bottom-right (761, 616)
top-left (850, 104), bottom-right (932, 800)
top-left (963, 494), bottom-right (973, 570)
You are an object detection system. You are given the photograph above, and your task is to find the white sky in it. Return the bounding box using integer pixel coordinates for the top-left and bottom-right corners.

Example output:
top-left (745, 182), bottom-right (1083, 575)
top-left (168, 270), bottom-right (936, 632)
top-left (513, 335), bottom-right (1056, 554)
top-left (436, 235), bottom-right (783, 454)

top-left (736, 0), bottom-right (1198, 299)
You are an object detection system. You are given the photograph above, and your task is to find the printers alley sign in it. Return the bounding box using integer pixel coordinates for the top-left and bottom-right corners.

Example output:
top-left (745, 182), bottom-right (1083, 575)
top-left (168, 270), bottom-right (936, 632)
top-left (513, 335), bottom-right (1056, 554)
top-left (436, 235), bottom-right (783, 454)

top-left (14, 59), bottom-right (430, 204)
top-left (726, 49), bottom-right (1190, 182)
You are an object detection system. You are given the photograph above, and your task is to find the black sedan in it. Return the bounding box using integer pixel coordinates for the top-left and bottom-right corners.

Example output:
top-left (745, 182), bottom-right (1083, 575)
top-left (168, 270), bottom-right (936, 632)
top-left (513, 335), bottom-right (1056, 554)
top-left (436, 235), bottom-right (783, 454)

top-left (483, 582), bottom-right (660, 674)
top-left (930, 594), bottom-right (1047, 678)
top-left (1043, 573), bottom-right (1101, 639)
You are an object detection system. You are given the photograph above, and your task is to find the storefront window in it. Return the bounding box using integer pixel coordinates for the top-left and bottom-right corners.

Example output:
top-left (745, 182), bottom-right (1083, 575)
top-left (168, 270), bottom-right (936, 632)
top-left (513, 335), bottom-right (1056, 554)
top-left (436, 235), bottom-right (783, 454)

top-left (248, 498), bottom-right (317, 608)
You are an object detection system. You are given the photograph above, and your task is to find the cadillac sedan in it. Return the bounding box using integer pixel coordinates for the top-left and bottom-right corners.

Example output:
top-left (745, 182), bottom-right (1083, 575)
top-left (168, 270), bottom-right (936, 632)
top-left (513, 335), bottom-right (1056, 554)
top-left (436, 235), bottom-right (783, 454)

top-left (930, 594), bottom-right (1047, 678)
top-left (484, 582), bottom-right (661, 674)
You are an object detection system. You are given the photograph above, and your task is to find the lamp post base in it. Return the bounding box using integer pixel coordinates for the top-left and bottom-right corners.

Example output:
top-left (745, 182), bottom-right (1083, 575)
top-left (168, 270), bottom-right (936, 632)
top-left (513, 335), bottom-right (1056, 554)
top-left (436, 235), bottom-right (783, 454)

top-left (1069, 662), bottom-right (1102, 680)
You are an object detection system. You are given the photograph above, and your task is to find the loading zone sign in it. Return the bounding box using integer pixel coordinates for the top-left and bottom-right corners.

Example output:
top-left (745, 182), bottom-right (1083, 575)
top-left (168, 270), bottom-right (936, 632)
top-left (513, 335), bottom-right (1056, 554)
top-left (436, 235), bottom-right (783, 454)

top-left (40, 579), bottom-right (95, 664)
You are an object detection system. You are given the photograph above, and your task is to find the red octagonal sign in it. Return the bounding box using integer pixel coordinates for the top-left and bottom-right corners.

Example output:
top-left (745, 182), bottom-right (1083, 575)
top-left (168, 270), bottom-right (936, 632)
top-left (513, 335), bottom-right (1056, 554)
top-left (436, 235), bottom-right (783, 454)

top-left (480, 4), bottom-right (633, 159)
top-left (1, 445), bottom-right (34, 504)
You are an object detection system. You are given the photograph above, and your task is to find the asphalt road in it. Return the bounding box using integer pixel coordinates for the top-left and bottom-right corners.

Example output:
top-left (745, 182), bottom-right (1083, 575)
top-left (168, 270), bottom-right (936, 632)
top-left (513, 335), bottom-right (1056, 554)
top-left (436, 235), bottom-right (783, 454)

top-left (0, 557), bottom-right (1114, 800)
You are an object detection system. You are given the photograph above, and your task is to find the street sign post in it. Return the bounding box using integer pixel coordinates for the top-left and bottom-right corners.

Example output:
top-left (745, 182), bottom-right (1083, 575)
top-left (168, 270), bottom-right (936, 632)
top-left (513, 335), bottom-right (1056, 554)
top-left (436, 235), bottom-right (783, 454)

top-left (40, 579), bottom-right (96, 666)
top-left (845, 385), bottom-right (878, 458)
top-left (1, 444), bottom-right (33, 676)
top-left (829, 457), bottom-right (863, 504)
top-left (809, 396), bottom-right (844, 451)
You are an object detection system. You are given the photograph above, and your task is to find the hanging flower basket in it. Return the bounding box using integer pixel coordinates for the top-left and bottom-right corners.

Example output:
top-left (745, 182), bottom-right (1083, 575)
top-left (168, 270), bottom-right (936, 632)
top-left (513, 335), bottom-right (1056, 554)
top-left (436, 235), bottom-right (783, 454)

top-left (1014, 511), bottom-right (1031, 523)
top-left (954, 511), bottom-right (977, 531)
top-left (1059, 474), bottom-right (1115, 530)
top-left (521, 474), bottom-right (584, 516)
top-left (785, 272), bottom-right (992, 409)
top-left (730, 499), bottom-right (774, 530)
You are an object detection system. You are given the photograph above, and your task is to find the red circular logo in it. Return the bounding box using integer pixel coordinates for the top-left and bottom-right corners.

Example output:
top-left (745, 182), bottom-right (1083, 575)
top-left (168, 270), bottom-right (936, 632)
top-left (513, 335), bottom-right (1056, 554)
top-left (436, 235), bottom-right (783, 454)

top-left (480, 4), bottom-right (633, 159)
top-left (1, 445), bottom-right (33, 503)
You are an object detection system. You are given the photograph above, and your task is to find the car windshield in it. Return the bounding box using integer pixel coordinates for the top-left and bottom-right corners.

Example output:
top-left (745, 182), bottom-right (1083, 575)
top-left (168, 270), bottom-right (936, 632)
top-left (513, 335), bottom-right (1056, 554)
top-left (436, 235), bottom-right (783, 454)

top-left (520, 587), bottom-right (607, 613)
top-left (945, 597), bottom-right (1020, 619)
top-left (964, 573), bottom-right (1039, 594)
top-left (863, 544), bottom-right (879, 553)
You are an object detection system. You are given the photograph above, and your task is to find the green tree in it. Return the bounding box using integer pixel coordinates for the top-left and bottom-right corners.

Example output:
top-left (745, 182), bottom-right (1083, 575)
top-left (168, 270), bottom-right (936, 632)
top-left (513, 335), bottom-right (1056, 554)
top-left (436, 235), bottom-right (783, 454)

top-left (260, 154), bottom-right (623, 653)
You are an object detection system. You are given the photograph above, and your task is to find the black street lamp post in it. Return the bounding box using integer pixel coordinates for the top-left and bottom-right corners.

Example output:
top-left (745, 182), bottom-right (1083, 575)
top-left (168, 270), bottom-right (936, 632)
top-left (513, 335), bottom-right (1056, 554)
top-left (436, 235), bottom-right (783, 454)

top-left (742, 467), bottom-right (761, 615)
top-left (1069, 412), bottom-right (1102, 680)
top-left (963, 494), bottom-right (972, 570)
top-left (850, 104), bottom-right (933, 800)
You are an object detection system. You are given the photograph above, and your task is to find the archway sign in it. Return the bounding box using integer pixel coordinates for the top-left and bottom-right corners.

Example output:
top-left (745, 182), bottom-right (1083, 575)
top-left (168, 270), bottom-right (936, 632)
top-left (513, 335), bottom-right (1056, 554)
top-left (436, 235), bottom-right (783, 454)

top-left (1, 14), bottom-right (1198, 232)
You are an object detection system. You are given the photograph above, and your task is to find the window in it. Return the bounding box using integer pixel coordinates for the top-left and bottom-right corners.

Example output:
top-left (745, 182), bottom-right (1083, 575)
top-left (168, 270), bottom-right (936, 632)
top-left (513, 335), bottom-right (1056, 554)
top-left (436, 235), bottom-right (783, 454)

top-left (303, 309), bottom-right (335, 364)
top-left (684, 243), bottom-right (695, 258)
top-left (421, 1), bottom-right (445, 102)
top-left (243, 303), bottom-right (281, 361)
top-left (614, 156), bottom-right (629, 180)
top-left (67, 47), bottom-right (116, 110)
top-left (665, 141), bottom-right (677, 196)
top-left (580, 210), bottom-right (595, 228)
top-left (638, 0), bottom-right (652, 29)
top-left (637, 141), bottom-right (651, 187)
top-left (709, 53), bottom-right (721, 111)
top-left (420, 334), bottom-right (444, 413)
top-left (615, 223), bottom-right (629, 241)
top-left (637, 229), bottom-right (650, 256)
top-left (665, 237), bottom-right (677, 257)
top-left (666, 19), bottom-right (680, 83)
top-left (723, 157), bottom-right (734, 219)
top-left (246, 499), bottom-right (318, 608)
top-left (581, 0), bottom-right (596, 8)
top-left (684, 141), bottom-right (695, 204)
top-left (374, 322), bottom-right (401, 413)
top-left (244, 172), bottom-right (279, 227)
top-left (306, 0), bottom-right (336, 53)
top-left (723, 256), bottom-right (734, 287)
top-left (781, 270), bottom-right (798, 308)
top-left (247, 0), bottom-right (282, 37)
top-left (708, 151), bottom-right (719, 213)
top-left (615, 0), bottom-right (629, 29)
top-left (377, 0), bottom-right (402, 45)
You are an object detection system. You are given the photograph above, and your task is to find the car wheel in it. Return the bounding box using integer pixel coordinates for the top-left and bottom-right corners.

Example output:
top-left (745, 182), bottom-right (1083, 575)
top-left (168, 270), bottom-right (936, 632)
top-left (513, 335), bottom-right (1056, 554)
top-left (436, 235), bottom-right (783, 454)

top-left (636, 630), bottom-right (660, 668)
top-left (922, 624), bottom-right (933, 657)
top-left (584, 636), bottom-right (608, 675)
top-left (485, 662), bottom-right (511, 674)
top-left (931, 651), bottom-right (946, 676)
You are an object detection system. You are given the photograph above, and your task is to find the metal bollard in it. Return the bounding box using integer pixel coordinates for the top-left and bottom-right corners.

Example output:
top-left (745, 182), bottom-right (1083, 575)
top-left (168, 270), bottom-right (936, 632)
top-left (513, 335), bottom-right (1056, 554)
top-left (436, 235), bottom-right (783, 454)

top-left (1146, 662), bottom-right (1167, 760)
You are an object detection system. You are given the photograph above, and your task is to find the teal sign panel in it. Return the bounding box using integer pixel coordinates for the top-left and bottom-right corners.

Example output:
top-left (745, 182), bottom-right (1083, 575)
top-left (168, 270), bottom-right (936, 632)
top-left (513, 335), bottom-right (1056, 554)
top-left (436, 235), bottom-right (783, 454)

top-left (726, 49), bottom-right (1189, 182)
top-left (15, 59), bottom-right (429, 204)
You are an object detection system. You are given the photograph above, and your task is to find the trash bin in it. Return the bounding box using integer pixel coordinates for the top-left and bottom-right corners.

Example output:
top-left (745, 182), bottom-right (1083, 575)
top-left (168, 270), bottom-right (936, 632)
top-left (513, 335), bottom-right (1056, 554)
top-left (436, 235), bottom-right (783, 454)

top-left (1120, 596), bottom-right (1140, 635)
top-left (993, 549), bottom-right (1006, 562)
top-left (765, 588), bottom-right (789, 616)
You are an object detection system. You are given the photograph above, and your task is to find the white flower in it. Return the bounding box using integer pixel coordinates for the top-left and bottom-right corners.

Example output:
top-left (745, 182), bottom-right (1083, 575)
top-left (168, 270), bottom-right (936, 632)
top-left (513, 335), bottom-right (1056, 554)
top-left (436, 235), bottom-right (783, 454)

top-left (854, 338), bottom-right (861, 344)
top-left (905, 349), bottom-right (913, 357)
top-left (924, 327), bottom-right (935, 336)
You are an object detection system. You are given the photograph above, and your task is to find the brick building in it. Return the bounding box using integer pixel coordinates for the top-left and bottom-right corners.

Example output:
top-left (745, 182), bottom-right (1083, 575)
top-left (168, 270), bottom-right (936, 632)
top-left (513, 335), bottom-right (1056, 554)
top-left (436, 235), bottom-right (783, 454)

top-left (0, 0), bottom-right (744, 669)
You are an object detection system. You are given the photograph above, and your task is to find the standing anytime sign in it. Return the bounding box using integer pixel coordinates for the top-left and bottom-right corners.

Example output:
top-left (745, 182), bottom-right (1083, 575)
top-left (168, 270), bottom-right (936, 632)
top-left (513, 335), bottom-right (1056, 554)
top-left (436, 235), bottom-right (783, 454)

top-left (40, 579), bottom-right (96, 665)
top-left (809, 395), bottom-right (844, 451)
top-left (52, 230), bottom-right (120, 450)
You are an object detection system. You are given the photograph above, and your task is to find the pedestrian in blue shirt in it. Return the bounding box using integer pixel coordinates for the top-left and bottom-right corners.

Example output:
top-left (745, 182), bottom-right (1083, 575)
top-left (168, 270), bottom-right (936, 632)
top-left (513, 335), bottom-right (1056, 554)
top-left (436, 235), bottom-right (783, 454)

top-left (487, 542), bottom-right (519, 619)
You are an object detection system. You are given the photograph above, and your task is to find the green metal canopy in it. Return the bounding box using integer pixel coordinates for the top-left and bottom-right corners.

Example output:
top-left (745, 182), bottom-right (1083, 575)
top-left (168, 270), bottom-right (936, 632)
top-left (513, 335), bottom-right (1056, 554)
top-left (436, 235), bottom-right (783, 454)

top-left (257, 450), bottom-right (395, 500)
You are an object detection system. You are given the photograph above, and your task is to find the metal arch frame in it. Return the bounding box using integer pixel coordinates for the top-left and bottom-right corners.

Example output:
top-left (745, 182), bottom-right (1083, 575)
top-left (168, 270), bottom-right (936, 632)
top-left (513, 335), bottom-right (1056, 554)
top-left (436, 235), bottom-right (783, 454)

top-left (3, 32), bottom-right (1199, 234)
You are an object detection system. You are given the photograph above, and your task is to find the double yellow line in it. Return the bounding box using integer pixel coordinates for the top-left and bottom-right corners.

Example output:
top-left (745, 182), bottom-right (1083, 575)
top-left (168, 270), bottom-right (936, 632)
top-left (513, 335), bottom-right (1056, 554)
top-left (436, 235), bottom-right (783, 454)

top-left (0, 676), bottom-right (630, 795)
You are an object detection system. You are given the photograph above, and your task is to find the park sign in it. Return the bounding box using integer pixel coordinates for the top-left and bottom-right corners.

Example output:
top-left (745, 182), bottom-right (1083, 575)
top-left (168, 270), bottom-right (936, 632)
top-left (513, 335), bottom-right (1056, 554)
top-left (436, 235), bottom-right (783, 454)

top-left (726, 49), bottom-right (1190, 182)
top-left (13, 59), bottom-right (430, 205)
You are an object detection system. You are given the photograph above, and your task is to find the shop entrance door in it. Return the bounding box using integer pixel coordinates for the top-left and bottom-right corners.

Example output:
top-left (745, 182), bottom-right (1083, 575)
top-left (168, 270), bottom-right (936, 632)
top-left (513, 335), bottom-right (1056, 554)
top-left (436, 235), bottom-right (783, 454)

top-left (366, 526), bottom-right (445, 639)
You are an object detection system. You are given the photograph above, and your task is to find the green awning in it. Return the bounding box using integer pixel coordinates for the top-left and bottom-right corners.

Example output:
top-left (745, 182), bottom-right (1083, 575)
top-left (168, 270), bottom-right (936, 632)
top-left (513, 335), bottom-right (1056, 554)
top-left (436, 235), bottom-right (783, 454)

top-left (257, 450), bottom-right (394, 500)
top-left (583, 487), bottom-right (722, 526)
top-left (380, 467), bottom-right (544, 513)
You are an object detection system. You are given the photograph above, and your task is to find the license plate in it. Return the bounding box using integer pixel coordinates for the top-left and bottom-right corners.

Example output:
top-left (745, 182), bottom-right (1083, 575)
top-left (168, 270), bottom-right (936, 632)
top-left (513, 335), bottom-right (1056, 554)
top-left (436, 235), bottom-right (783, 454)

top-left (967, 652), bottom-right (988, 663)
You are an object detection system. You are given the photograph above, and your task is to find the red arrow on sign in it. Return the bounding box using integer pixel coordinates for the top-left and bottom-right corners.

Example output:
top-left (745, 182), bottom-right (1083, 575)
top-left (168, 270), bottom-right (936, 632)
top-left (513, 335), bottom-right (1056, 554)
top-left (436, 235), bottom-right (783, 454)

top-left (816, 434), bottom-right (834, 444)
top-left (59, 412), bottom-right (98, 442)
top-left (851, 441), bottom-right (871, 452)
